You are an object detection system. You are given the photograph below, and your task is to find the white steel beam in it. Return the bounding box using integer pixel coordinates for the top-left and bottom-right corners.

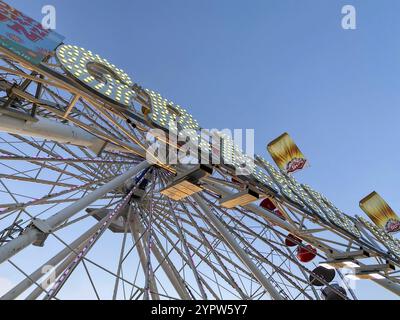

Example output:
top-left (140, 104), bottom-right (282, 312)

top-left (1, 219), bottom-right (103, 300)
top-left (135, 218), bottom-right (191, 300)
top-left (129, 214), bottom-right (160, 300)
top-left (192, 193), bottom-right (284, 300)
top-left (0, 161), bottom-right (150, 265)
top-left (0, 114), bottom-right (145, 157)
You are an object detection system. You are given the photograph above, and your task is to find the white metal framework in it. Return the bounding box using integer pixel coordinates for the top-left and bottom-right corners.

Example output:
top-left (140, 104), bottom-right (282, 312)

top-left (0, 38), bottom-right (398, 301)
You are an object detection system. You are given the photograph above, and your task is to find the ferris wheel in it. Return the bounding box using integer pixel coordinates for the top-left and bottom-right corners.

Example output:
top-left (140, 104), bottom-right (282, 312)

top-left (0, 2), bottom-right (399, 301)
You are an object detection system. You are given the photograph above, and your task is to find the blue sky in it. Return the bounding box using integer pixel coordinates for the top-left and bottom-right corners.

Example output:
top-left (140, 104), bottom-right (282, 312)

top-left (7, 0), bottom-right (400, 299)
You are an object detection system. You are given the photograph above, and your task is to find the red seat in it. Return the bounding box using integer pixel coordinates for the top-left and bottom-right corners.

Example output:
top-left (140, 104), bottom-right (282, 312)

top-left (285, 234), bottom-right (302, 247)
top-left (297, 245), bottom-right (317, 263)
